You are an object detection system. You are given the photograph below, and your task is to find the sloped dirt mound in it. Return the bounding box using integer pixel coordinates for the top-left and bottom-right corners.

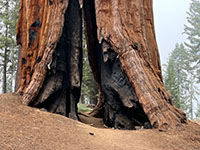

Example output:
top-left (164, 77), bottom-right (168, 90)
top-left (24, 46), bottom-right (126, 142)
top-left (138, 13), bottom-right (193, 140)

top-left (0, 93), bottom-right (200, 150)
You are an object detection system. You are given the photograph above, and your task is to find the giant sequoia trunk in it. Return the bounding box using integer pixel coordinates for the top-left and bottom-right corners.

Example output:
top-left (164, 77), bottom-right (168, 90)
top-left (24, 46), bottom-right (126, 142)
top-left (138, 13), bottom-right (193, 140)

top-left (16, 0), bottom-right (82, 119)
top-left (16, 0), bottom-right (186, 130)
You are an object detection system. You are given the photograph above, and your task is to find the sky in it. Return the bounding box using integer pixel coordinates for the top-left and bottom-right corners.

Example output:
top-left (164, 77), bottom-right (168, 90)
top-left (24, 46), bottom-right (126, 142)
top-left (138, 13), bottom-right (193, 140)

top-left (153, 0), bottom-right (191, 65)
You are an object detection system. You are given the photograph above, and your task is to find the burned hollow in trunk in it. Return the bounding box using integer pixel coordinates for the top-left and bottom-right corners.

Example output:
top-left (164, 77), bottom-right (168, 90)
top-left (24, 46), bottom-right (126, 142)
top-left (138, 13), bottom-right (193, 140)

top-left (100, 41), bottom-right (151, 129)
top-left (28, 0), bottom-right (82, 120)
top-left (16, 0), bottom-right (186, 130)
top-left (83, 1), bottom-right (151, 129)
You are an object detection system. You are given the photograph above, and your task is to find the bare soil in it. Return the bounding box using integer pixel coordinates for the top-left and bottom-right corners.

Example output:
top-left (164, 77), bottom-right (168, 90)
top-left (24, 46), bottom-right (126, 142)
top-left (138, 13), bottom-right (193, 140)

top-left (0, 93), bottom-right (200, 150)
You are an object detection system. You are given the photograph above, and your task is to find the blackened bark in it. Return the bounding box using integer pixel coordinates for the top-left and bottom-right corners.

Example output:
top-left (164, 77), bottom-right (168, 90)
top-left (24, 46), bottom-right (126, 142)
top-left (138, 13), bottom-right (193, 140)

top-left (83, 0), bottom-right (101, 85)
top-left (93, 0), bottom-right (186, 130)
top-left (16, 0), bottom-right (186, 130)
top-left (100, 41), bottom-right (150, 129)
top-left (83, 0), bottom-right (104, 117)
top-left (29, 0), bottom-right (82, 119)
top-left (83, 0), bottom-right (151, 129)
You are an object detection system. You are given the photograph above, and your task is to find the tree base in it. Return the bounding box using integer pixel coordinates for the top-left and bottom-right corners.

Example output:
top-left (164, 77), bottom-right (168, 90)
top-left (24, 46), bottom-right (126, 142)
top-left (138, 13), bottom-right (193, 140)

top-left (100, 41), bottom-right (151, 129)
top-left (29, 0), bottom-right (82, 120)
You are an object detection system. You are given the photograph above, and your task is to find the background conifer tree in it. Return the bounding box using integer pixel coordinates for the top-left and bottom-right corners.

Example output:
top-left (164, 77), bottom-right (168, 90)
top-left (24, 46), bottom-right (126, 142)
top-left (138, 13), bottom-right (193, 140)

top-left (0, 0), bottom-right (19, 93)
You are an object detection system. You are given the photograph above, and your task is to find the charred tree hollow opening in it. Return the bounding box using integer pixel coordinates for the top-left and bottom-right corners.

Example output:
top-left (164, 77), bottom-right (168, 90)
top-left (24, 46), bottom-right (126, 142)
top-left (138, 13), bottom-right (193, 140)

top-left (27, 0), bottom-right (152, 130)
top-left (82, 0), bottom-right (152, 130)
top-left (100, 40), bottom-right (151, 130)
top-left (29, 0), bottom-right (82, 120)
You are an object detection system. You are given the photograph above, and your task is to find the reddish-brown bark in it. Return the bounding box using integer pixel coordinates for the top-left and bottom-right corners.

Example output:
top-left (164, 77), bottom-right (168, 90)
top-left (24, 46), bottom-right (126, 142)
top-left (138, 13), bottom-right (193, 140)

top-left (94, 0), bottom-right (186, 129)
top-left (16, 0), bottom-right (69, 104)
top-left (16, 0), bottom-right (82, 119)
top-left (16, 0), bottom-right (186, 130)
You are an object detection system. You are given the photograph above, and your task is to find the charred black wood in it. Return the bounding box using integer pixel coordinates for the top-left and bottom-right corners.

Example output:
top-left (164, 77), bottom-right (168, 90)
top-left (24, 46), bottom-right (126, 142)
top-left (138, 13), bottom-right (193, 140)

top-left (31, 19), bottom-right (41, 28)
top-left (30, 0), bottom-right (82, 120)
top-left (28, 29), bottom-right (37, 48)
top-left (83, 0), bottom-right (101, 85)
top-left (25, 0), bottom-right (151, 129)
top-left (100, 40), bottom-right (151, 130)
top-left (49, 0), bottom-right (53, 6)
top-left (82, 1), bottom-right (150, 129)
top-left (83, 0), bottom-right (104, 118)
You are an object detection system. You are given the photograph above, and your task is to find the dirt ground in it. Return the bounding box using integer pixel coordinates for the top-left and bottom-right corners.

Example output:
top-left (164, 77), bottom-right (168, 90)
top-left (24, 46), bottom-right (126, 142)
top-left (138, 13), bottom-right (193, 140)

top-left (0, 93), bottom-right (200, 150)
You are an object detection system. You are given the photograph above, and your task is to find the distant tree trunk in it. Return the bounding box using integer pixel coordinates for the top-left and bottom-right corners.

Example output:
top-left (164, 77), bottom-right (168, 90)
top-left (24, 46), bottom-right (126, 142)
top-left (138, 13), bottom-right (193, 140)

top-left (15, 48), bottom-right (21, 91)
top-left (3, 46), bottom-right (7, 93)
top-left (80, 94), bottom-right (85, 104)
top-left (89, 96), bottom-right (97, 105)
top-left (16, 0), bottom-right (186, 130)
top-left (3, 12), bottom-right (8, 93)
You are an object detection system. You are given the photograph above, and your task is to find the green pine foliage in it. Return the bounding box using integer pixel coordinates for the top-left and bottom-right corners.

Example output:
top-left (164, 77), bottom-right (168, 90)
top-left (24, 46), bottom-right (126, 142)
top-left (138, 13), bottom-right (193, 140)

top-left (183, 0), bottom-right (200, 119)
top-left (196, 103), bottom-right (200, 117)
top-left (0, 0), bottom-right (19, 93)
top-left (164, 42), bottom-right (200, 119)
top-left (184, 0), bottom-right (200, 83)
top-left (165, 0), bottom-right (200, 119)
top-left (164, 43), bottom-right (190, 112)
top-left (78, 103), bottom-right (93, 113)
top-left (164, 55), bottom-right (180, 108)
